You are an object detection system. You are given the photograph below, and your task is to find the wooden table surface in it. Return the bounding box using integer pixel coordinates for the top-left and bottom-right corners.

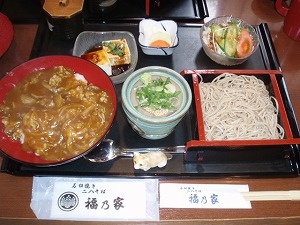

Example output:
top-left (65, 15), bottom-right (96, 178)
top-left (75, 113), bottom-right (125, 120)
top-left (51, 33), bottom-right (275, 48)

top-left (1, 1), bottom-right (300, 224)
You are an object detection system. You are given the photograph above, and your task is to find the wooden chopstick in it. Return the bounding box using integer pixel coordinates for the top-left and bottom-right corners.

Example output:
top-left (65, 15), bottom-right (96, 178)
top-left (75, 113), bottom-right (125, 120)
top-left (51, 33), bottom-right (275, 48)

top-left (241, 190), bottom-right (300, 201)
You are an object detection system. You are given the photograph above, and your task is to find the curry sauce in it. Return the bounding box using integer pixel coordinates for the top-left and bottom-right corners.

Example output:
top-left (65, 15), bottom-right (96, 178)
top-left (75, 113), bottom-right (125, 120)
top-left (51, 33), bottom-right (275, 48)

top-left (0, 66), bottom-right (114, 161)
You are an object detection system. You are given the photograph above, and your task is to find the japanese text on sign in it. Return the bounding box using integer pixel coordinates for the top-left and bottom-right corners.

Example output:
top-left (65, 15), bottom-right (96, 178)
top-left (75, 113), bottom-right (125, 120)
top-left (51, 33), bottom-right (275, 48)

top-left (159, 183), bottom-right (251, 209)
top-left (38, 178), bottom-right (160, 221)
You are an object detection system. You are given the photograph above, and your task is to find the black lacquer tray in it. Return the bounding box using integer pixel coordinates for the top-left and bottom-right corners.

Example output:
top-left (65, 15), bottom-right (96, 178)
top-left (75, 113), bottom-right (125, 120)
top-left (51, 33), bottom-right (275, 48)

top-left (83, 0), bottom-right (209, 23)
top-left (1, 22), bottom-right (299, 177)
top-left (0, 0), bottom-right (209, 23)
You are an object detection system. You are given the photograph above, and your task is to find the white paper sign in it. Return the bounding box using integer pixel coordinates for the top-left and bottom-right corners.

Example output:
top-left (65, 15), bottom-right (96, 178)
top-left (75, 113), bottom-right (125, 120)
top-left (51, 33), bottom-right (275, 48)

top-left (159, 183), bottom-right (251, 209)
top-left (31, 177), bottom-right (159, 221)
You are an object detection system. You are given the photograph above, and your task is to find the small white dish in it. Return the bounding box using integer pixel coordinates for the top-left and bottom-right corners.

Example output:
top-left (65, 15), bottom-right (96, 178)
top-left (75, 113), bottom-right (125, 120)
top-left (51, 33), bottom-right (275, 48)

top-left (73, 31), bottom-right (138, 84)
top-left (138, 19), bottom-right (179, 56)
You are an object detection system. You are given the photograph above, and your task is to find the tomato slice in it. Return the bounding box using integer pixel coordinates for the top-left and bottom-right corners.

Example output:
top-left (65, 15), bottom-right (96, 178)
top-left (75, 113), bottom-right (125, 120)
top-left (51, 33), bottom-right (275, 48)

top-left (236, 29), bottom-right (254, 58)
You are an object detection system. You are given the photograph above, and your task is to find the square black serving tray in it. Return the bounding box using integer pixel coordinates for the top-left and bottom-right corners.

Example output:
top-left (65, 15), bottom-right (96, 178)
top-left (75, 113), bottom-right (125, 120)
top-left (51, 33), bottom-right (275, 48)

top-left (0, 0), bottom-right (209, 23)
top-left (1, 22), bottom-right (299, 177)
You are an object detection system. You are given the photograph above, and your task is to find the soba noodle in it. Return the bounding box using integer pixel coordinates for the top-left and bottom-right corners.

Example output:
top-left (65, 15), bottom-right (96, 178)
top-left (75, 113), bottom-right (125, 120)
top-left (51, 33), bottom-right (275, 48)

top-left (198, 73), bottom-right (284, 140)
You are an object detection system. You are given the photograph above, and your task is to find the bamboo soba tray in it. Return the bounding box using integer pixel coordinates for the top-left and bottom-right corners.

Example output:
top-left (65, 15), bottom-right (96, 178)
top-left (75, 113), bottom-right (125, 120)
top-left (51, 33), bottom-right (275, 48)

top-left (181, 70), bottom-right (300, 164)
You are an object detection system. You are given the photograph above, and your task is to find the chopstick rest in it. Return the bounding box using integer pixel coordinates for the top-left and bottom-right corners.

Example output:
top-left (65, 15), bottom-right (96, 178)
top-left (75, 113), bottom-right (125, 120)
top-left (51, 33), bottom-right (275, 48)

top-left (241, 190), bottom-right (300, 201)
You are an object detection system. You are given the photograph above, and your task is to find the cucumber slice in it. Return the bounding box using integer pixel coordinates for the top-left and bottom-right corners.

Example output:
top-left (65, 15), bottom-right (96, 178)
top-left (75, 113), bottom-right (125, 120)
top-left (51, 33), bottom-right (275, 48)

top-left (224, 25), bottom-right (238, 57)
top-left (211, 23), bottom-right (225, 50)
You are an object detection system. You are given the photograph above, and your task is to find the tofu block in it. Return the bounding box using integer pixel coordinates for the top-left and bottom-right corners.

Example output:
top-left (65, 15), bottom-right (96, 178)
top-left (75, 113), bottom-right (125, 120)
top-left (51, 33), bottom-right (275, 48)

top-left (102, 39), bottom-right (131, 66)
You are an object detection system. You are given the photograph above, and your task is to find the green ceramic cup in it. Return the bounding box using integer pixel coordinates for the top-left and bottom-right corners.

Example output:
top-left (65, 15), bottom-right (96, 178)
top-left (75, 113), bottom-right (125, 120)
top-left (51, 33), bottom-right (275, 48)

top-left (121, 66), bottom-right (192, 140)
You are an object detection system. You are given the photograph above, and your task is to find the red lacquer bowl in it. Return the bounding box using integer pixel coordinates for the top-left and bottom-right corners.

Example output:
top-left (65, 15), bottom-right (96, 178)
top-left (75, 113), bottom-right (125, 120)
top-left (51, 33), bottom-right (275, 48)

top-left (0, 13), bottom-right (14, 57)
top-left (0, 56), bottom-right (117, 166)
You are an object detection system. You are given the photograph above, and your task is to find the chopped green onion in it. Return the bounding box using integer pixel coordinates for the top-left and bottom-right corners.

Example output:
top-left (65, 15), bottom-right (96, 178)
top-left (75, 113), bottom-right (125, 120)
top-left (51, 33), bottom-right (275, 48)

top-left (135, 74), bottom-right (180, 111)
top-left (103, 41), bottom-right (125, 56)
